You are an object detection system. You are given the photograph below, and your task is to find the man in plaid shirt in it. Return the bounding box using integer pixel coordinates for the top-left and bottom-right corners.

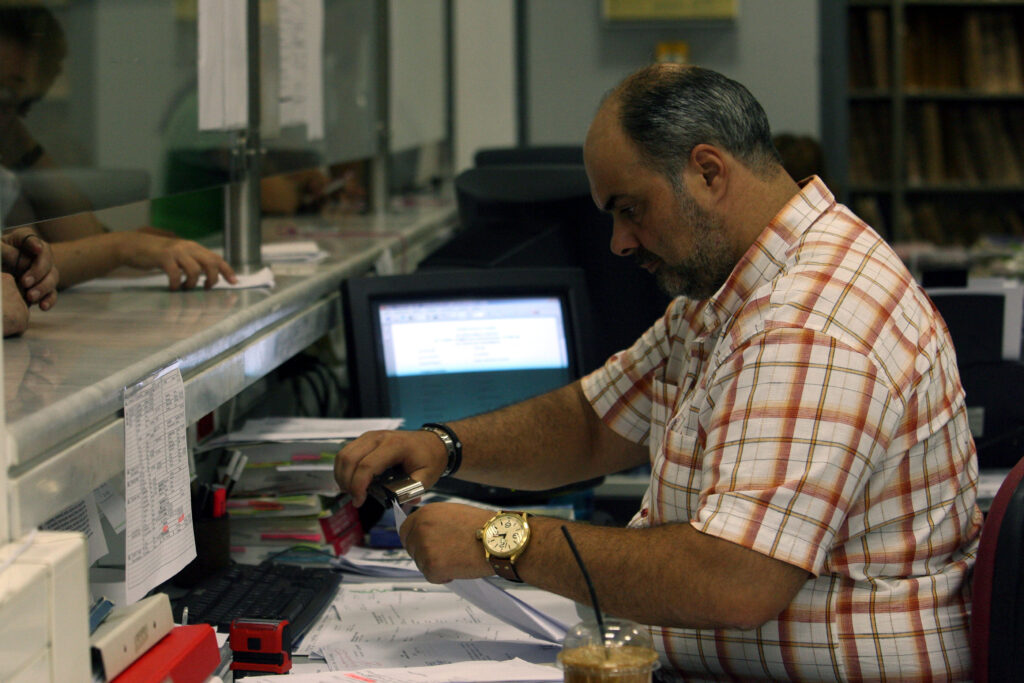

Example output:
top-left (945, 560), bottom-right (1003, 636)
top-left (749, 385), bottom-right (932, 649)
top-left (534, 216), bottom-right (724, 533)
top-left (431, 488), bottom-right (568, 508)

top-left (336, 64), bottom-right (981, 681)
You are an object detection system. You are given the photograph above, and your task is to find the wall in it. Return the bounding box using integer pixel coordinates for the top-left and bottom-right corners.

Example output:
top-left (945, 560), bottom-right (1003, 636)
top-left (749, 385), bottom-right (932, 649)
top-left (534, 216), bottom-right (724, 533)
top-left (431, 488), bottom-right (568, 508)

top-left (524, 0), bottom-right (820, 146)
top-left (453, 0), bottom-right (517, 171)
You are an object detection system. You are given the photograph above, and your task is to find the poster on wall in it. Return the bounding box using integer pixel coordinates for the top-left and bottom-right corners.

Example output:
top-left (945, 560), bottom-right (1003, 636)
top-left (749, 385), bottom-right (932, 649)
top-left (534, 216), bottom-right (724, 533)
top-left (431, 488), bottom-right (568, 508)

top-left (603, 0), bottom-right (738, 21)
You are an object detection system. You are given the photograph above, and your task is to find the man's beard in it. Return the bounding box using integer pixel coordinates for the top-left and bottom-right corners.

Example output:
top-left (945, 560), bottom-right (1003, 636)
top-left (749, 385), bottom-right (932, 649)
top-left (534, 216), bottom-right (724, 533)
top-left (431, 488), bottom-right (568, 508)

top-left (635, 190), bottom-right (736, 300)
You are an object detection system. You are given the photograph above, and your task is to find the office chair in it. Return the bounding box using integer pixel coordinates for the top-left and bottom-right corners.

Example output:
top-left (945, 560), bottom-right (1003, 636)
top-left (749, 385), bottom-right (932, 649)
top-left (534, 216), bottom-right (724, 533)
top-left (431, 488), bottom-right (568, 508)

top-left (927, 291), bottom-right (1024, 469)
top-left (473, 145), bottom-right (583, 166)
top-left (970, 453), bottom-right (1024, 682)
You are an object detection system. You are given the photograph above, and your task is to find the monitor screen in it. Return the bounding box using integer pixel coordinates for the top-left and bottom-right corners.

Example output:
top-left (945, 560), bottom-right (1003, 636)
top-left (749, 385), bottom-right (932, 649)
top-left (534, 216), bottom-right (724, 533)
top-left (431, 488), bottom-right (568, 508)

top-left (342, 267), bottom-right (593, 425)
top-left (378, 295), bottom-right (573, 426)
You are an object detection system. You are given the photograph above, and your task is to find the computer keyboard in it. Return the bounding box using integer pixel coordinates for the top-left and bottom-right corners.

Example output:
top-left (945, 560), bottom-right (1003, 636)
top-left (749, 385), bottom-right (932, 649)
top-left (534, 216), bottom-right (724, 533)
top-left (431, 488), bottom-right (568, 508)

top-left (170, 561), bottom-right (342, 639)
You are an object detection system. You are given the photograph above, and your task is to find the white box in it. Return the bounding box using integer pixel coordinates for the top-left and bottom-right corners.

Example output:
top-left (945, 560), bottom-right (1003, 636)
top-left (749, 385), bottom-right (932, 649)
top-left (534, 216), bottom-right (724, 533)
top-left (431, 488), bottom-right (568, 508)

top-left (0, 563), bottom-right (49, 680)
top-left (0, 531), bottom-right (90, 683)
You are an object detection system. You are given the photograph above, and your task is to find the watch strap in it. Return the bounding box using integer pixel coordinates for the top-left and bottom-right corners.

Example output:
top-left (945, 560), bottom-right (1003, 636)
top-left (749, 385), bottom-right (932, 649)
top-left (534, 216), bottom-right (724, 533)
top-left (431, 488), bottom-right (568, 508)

top-left (488, 556), bottom-right (523, 582)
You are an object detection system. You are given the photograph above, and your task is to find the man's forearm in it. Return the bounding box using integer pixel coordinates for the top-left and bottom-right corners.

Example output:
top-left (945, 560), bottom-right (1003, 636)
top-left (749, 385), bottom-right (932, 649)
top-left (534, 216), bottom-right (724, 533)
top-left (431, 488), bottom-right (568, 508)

top-left (447, 381), bottom-right (647, 491)
top-left (517, 516), bottom-right (810, 630)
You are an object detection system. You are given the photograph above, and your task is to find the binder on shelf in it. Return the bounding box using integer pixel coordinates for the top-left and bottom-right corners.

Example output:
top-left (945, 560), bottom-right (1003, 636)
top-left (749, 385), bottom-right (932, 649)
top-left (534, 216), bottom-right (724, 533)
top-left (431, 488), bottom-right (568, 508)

top-left (865, 8), bottom-right (889, 89)
top-left (90, 593), bottom-right (174, 681)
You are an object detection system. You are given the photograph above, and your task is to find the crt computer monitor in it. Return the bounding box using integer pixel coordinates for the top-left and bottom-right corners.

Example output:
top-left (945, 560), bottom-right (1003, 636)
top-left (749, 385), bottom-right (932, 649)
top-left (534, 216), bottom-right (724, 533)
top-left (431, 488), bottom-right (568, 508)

top-left (342, 267), bottom-right (596, 503)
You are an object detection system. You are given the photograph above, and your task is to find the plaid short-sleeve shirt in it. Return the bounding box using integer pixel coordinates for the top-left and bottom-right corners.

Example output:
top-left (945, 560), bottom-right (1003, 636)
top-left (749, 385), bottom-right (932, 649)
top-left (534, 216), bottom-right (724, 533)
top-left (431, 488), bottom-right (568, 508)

top-left (582, 177), bottom-right (982, 682)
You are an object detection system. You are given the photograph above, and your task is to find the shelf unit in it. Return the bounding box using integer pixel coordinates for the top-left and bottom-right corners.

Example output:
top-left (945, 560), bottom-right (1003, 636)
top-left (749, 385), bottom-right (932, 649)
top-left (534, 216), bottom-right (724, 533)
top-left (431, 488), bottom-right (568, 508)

top-left (821, 0), bottom-right (1024, 245)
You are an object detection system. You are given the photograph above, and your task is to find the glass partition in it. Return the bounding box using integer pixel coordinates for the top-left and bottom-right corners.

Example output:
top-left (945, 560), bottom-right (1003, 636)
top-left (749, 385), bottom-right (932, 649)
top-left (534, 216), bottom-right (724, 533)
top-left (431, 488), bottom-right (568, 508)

top-left (1, 0), bottom-right (398, 235)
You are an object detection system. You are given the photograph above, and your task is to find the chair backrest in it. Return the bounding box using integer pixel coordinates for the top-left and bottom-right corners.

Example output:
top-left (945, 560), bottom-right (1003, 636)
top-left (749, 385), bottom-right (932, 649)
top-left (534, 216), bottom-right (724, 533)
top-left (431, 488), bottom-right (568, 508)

top-left (971, 455), bottom-right (1024, 682)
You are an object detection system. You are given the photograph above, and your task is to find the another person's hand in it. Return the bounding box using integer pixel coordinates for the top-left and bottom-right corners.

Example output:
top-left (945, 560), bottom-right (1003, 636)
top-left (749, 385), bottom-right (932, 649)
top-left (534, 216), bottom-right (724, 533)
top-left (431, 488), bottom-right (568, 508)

top-left (2, 272), bottom-right (30, 336)
top-left (118, 230), bottom-right (238, 290)
top-left (399, 502), bottom-right (496, 583)
top-left (261, 169), bottom-right (330, 215)
top-left (1, 227), bottom-right (59, 310)
top-left (334, 429), bottom-right (449, 507)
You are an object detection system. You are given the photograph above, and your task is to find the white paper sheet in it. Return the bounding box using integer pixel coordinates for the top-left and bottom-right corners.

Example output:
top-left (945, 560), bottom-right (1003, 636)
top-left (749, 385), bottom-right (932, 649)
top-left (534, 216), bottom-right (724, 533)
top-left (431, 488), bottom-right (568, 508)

top-left (94, 482), bottom-right (127, 533)
top-left (296, 582), bottom-right (554, 657)
top-left (197, 0), bottom-right (247, 131)
top-left (331, 546), bottom-right (422, 578)
top-left (69, 266), bottom-right (275, 292)
top-left (212, 240), bottom-right (328, 263)
top-left (261, 240), bottom-right (328, 263)
top-left (278, 0), bottom-right (325, 139)
top-left (244, 658), bottom-right (562, 682)
top-left (322, 637), bottom-right (560, 671)
top-left (207, 417), bottom-right (405, 445)
top-left (123, 365), bottom-right (196, 603)
top-left (40, 494), bottom-right (109, 565)
top-left (197, 0), bottom-right (225, 131)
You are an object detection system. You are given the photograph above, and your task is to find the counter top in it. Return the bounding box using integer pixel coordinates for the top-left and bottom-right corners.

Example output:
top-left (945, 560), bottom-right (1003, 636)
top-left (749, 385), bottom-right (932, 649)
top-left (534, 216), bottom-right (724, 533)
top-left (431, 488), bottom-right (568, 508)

top-left (3, 204), bottom-right (456, 534)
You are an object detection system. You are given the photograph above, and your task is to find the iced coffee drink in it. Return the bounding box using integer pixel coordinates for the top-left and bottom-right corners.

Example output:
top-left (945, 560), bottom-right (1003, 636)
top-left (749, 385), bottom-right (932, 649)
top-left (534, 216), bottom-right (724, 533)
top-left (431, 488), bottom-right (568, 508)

top-left (559, 618), bottom-right (659, 683)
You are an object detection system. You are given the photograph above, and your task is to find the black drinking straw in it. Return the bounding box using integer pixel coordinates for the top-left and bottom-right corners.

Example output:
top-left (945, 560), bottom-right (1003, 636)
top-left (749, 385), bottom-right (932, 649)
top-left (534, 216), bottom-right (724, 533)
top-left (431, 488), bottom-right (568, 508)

top-left (561, 525), bottom-right (609, 657)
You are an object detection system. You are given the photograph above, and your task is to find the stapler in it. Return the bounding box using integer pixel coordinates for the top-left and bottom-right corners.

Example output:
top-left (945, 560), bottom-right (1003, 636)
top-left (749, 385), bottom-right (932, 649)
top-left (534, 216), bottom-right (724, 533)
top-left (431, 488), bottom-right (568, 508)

top-left (367, 466), bottom-right (425, 506)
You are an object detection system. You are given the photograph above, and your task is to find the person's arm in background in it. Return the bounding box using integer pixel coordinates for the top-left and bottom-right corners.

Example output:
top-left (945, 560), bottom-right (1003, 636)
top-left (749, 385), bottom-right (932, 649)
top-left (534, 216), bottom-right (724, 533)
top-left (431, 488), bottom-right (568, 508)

top-left (51, 231), bottom-right (237, 290)
top-left (2, 272), bottom-right (29, 336)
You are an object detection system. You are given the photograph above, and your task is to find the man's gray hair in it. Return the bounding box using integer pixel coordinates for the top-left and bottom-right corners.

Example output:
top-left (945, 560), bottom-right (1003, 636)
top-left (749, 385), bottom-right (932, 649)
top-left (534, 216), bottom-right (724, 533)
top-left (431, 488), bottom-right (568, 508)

top-left (612, 64), bottom-right (782, 187)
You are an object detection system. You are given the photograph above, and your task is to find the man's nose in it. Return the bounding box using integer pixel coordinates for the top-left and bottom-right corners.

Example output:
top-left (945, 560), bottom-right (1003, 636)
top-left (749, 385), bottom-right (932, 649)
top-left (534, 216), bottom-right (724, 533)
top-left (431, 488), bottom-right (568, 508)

top-left (610, 220), bottom-right (637, 257)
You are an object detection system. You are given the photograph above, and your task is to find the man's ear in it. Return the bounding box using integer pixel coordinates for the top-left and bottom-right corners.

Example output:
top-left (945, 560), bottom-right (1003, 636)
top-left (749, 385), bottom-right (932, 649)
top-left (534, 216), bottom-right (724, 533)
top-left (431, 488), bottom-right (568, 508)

top-left (690, 144), bottom-right (728, 197)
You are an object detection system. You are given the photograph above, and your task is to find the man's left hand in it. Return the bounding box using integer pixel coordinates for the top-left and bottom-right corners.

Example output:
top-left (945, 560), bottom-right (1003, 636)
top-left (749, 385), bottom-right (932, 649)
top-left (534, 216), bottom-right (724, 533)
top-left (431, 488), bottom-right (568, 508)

top-left (398, 502), bottom-right (496, 583)
top-left (1, 227), bottom-right (59, 310)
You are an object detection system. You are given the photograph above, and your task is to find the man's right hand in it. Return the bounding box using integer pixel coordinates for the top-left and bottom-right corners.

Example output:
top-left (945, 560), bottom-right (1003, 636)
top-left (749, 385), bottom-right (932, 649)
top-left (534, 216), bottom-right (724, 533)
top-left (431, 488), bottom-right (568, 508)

top-left (334, 429), bottom-right (449, 507)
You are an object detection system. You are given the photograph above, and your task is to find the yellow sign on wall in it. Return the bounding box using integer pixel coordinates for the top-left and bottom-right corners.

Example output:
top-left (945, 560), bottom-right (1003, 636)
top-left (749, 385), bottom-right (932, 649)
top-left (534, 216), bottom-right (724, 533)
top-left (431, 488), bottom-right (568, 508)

top-left (603, 0), bottom-right (738, 21)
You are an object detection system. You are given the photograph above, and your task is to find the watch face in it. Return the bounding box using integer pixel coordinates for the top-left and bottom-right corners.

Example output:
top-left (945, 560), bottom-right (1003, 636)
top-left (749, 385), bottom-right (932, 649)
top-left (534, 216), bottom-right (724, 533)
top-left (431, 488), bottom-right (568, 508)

top-left (482, 513), bottom-right (529, 558)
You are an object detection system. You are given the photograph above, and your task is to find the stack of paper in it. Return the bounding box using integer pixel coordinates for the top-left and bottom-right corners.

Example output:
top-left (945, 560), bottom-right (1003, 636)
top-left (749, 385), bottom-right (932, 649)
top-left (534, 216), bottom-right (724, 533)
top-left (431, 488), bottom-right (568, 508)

top-left (202, 418), bottom-right (405, 564)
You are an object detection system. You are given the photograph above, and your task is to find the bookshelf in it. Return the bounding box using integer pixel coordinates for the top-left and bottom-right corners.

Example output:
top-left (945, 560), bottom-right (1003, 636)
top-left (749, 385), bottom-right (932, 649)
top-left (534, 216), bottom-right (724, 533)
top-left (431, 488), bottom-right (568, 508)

top-left (821, 0), bottom-right (1024, 245)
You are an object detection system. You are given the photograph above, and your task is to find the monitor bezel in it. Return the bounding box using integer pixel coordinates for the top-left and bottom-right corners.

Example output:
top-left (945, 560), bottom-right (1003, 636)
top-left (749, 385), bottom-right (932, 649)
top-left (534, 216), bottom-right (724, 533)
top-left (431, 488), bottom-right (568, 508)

top-left (342, 267), bottom-right (594, 420)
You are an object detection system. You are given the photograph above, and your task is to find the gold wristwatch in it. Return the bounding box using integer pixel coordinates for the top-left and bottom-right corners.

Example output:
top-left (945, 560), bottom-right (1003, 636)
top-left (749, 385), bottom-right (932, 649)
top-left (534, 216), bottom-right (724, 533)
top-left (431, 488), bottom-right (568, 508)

top-left (476, 510), bottom-right (530, 582)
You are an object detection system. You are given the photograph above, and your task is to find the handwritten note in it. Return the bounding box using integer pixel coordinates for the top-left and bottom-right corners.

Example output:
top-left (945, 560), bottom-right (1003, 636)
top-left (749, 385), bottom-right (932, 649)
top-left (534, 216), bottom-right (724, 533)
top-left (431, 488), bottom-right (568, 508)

top-left (123, 365), bottom-right (196, 603)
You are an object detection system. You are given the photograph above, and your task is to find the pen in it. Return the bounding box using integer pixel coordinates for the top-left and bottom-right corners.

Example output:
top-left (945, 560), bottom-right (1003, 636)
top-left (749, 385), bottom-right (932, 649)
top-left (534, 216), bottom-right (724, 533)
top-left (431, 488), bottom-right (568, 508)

top-left (221, 450), bottom-right (242, 486)
top-left (181, 606), bottom-right (189, 626)
top-left (225, 453), bottom-right (248, 497)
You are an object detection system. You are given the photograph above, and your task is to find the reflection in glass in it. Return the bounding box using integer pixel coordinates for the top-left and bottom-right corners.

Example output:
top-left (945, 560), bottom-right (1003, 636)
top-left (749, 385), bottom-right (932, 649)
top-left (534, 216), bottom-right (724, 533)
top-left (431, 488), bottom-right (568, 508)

top-left (2, 0), bottom-right (384, 235)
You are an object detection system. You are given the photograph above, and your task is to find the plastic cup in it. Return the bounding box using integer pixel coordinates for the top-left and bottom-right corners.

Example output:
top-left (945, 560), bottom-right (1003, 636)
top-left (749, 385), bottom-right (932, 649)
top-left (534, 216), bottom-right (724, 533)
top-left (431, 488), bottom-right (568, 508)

top-left (558, 618), bottom-right (659, 683)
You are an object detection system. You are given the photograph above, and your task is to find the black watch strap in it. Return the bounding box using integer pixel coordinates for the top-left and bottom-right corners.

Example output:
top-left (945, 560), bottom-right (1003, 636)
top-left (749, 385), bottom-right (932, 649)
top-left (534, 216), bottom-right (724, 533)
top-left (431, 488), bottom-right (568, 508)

top-left (420, 423), bottom-right (462, 477)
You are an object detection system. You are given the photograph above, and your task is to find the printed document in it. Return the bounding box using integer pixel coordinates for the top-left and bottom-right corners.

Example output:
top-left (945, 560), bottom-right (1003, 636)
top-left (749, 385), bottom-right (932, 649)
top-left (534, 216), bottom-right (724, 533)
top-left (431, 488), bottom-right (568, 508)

top-left (123, 365), bottom-right (196, 603)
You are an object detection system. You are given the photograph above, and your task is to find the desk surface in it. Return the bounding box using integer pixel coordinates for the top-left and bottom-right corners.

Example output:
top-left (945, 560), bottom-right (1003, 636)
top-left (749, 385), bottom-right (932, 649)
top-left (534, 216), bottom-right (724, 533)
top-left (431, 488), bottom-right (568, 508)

top-left (3, 204), bottom-right (456, 534)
